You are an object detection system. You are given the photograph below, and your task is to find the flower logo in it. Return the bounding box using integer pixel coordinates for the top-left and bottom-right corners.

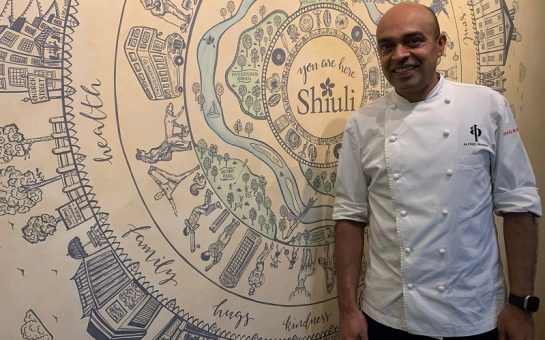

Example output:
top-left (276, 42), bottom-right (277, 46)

top-left (320, 78), bottom-right (335, 97)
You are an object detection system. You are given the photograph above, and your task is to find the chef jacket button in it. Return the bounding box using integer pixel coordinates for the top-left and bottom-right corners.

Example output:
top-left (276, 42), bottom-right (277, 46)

top-left (391, 104), bottom-right (397, 110)
top-left (441, 209), bottom-right (449, 216)
top-left (443, 129), bottom-right (450, 137)
top-left (446, 169), bottom-right (453, 176)
top-left (438, 248), bottom-right (446, 255)
top-left (437, 285), bottom-right (446, 292)
top-left (444, 98), bottom-right (451, 104)
top-left (405, 247), bottom-right (412, 254)
top-left (407, 283), bottom-right (414, 290)
top-left (389, 136), bottom-right (398, 143)
top-left (393, 173), bottom-right (401, 180)
top-left (400, 210), bottom-right (407, 217)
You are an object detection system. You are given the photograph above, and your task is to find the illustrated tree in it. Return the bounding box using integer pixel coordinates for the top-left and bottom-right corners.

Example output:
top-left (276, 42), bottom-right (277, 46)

top-left (259, 5), bottom-right (266, 19)
top-left (264, 196), bottom-right (272, 215)
top-left (192, 82), bottom-right (201, 100)
top-left (268, 212), bottom-right (277, 230)
top-left (216, 154), bottom-right (223, 165)
top-left (304, 167), bottom-right (313, 182)
top-left (0, 124), bottom-right (54, 164)
top-left (0, 166), bottom-right (61, 216)
top-left (226, 0), bottom-right (235, 17)
top-left (258, 214), bottom-right (266, 230)
top-left (211, 166), bottom-right (218, 182)
top-left (208, 143), bottom-right (218, 160)
top-left (308, 144), bottom-right (317, 162)
top-left (245, 96), bottom-right (254, 112)
top-left (251, 48), bottom-right (259, 67)
top-left (323, 181), bottom-right (332, 193)
top-left (223, 153), bottom-right (230, 166)
top-left (244, 122), bottom-right (254, 137)
top-left (226, 192), bottom-right (234, 208)
top-left (259, 46), bottom-right (266, 61)
top-left (22, 213), bottom-right (60, 244)
top-left (258, 176), bottom-right (267, 194)
top-left (313, 175), bottom-right (322, 189)
top-left (197, 93), bottom-right (206, 112)
top-left (273, 15), bottom-right (282, 28)
top-left (255, 192), bottom-right (264, 210)
top-left (249, 207), bottom-right (257, 225)
top-left (233, 119), bottom-right (243, 136)
top-left (321, 171), bottom-right (328, 182)
top-left (254, 27), bottom-right (264, 46)
top-left (253, 98), bottom-right (262, 115)
top-left (267, 25), bottom-right (274, 40)
top-left (219, 7), bottom-right (227, 20)
top-left (251, 178), bottom-right (258, 195)
top-left (196, 138), bottom-right (208, 158)
top-left (251, 15), bottom-right (258, 26)
top-left (202, 156), bottom-right (212, 175)
top-left (279, 205), bottom-right (288, 219)
top-left (242, 34), bottom-right (253, 57)
top-left (278, 218), bottom-right (287, 237)
top-left (242, 172), bottom-right (250, 185)
top-left (237, 55), bottom-right (247, 71)
top-left (252, 84), bottom-right (261, 99)
top-left (238, 84), bottom-right (248, 100)
top-left (330, 171), bottom-right (337, 186)
top-left (215, 82), bottom-right (225, 103)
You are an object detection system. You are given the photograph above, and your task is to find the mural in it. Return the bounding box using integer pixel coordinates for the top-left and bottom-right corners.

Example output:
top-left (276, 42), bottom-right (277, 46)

top-left (0, 0), bottom-right (527, 338)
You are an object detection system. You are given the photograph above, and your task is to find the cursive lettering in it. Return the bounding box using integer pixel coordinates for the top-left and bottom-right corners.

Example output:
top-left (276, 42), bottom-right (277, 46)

top-left (79, 79), bottom-right (113, 164)
top-left (121, 225), bottom-right (178, 286)
top-left (212, 298), bottom-right (254, 329)
top-left (282, 312), bottom-right (333, 332)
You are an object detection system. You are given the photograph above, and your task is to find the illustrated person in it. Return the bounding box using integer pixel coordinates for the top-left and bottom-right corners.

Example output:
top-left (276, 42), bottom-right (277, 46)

top-left (333, 3), bottom-right (541, 340)
top-left (136, 103), bottom-right (192, 164)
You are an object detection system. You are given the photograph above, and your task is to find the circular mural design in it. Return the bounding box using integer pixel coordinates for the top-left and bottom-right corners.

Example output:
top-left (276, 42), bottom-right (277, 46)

top-left (0, 0), bottom-right (527, 339)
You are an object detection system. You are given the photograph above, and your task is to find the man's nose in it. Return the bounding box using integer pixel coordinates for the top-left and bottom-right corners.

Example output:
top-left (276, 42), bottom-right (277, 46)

top-left (392, 44), bottom-right (410, 60)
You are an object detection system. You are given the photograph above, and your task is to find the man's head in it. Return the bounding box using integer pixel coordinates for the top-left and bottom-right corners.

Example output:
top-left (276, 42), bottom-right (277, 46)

top-left (376, 3), bottom-right (446, 102)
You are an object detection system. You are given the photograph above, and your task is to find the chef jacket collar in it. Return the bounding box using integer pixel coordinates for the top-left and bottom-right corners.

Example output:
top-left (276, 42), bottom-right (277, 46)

top-left (390, 74), bottom-right (445, 108)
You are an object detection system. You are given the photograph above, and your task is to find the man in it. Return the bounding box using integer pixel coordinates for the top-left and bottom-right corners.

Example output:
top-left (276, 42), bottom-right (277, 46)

top-left (333, 3), bottom-right (541, 340)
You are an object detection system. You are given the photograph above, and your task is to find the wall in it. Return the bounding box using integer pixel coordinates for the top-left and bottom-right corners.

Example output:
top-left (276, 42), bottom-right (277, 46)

top-left (0, 0), bottom-right (542, 339)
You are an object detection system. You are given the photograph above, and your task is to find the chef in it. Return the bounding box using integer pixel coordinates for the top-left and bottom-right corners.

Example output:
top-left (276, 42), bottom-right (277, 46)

top-left (333, 3), bottom-right (541, 340)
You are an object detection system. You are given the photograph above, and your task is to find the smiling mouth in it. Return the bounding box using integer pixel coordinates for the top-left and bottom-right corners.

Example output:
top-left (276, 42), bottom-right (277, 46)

top-left (392, 65), bottom-right (417, 73)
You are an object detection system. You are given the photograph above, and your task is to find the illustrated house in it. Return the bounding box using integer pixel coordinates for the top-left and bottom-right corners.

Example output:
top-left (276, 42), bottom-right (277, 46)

top-left (73, 247), bottom-right (163, 339)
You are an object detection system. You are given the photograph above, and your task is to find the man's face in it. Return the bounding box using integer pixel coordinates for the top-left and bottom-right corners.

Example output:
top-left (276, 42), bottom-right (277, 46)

top-left (376, 4), bottom-right (446, 102)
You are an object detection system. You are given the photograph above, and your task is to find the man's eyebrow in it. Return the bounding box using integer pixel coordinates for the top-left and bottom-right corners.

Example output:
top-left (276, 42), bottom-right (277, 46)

top-left (377, 31), bottom-right (426, 44)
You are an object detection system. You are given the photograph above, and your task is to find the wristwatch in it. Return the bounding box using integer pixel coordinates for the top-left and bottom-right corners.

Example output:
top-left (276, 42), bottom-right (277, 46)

top-left (508, 293), bottom-right (540, 313)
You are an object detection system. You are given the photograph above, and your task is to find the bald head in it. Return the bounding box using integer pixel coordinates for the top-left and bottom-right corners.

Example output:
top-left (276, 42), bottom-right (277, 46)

top-left (378, 3), bottom-right (440, 39)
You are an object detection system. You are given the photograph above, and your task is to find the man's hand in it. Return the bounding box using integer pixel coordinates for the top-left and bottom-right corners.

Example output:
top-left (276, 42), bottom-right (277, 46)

top-left (498, 304), bottom-right (535, 340)
top-left (339, 310), bottom-right (367, 340)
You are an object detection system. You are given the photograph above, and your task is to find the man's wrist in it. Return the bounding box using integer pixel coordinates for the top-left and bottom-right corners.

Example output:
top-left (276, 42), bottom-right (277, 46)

top-left (508, 293), bottom-right (540, 313)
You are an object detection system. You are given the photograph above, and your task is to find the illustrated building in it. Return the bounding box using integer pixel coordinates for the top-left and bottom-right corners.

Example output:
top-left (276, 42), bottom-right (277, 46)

top-left (124, 26), bottom-right (185, 100)
top-left (0, 1), bottom-right (64, 102)
top-left (471, 0), bottom-right (518, 67)
top-left (73, 247), bottom-right (163, 339)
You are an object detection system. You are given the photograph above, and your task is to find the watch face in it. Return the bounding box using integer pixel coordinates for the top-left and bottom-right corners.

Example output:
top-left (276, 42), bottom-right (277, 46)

top-left (527, 297), bottom-right (540, 312)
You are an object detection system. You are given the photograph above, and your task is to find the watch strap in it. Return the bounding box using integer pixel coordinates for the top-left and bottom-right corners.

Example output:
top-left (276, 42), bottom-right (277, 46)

top-left (508, 293), bottom-right (540, 313)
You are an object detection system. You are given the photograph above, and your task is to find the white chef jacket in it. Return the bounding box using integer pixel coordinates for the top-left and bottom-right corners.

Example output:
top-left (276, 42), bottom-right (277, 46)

top-left (332, 76), bottom-right (542, 338)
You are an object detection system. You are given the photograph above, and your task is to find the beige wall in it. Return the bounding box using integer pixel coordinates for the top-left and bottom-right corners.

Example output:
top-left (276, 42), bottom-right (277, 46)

top-left (516, 0), bottom-right (545, 336)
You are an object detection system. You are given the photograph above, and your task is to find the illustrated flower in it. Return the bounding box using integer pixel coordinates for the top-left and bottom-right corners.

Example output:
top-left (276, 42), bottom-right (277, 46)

top-left (266, 73), bottom-right (281, 93)
top-left (320, 78), bottom-right (335, 97)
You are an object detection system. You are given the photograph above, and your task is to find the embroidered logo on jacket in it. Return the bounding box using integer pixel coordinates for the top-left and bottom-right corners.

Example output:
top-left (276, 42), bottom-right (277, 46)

top-left (464, 124), bottom-right (488, 147)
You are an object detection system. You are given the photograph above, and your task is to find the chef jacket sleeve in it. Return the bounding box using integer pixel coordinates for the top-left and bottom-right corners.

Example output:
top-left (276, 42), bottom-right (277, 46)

top-left (491, 94), bottom-right (542, 217)
top-left (332, 118), bottom-right (370, 223)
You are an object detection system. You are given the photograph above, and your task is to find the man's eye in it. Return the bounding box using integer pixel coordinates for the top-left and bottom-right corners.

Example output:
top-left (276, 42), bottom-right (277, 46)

top-left (379, 44), bottom-right (393, 52)
top-left (407, 39), bottom-right (422, 47)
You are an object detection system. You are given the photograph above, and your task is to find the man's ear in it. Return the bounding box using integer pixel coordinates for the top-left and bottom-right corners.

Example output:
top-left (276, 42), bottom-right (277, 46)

top-left (437, 32), bottom-right (448, 56)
